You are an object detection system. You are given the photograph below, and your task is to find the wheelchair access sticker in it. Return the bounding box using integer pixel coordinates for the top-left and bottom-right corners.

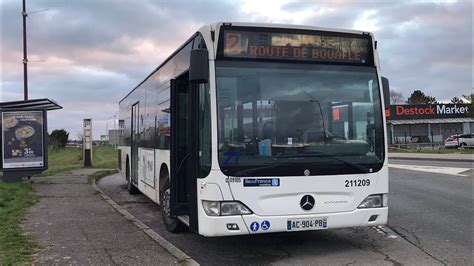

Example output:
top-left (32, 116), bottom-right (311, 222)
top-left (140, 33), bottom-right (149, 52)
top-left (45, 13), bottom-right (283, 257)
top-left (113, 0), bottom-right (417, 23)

top-left (261, 220), bottom-right (270, 230)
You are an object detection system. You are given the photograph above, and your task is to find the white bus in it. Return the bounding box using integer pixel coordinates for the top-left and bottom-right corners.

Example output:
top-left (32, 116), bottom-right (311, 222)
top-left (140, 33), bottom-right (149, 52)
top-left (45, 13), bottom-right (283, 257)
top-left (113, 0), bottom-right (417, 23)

top-left (117, 22), bottom-right (390, 237)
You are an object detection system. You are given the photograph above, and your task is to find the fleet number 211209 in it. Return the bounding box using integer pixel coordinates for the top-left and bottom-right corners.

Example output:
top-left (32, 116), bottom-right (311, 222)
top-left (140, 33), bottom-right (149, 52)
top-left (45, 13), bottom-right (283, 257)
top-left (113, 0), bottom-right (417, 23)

top-left (345, 179), bottom-right (370, 187)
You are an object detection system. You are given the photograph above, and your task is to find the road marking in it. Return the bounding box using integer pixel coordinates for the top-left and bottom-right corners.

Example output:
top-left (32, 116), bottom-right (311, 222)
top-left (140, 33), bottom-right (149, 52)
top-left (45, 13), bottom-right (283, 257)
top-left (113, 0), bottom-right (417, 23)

top-left (372, 225), bottom-right (399, 239)
top-left (388, 164), bottom-right (471, 176)
top-left (92, 180), bottom-right (199, 266)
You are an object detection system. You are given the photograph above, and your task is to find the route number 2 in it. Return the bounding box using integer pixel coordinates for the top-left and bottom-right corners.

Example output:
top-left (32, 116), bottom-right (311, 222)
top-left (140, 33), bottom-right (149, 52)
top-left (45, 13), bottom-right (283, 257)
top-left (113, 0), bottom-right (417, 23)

top-left (225, 33), bottom-right (241, 55)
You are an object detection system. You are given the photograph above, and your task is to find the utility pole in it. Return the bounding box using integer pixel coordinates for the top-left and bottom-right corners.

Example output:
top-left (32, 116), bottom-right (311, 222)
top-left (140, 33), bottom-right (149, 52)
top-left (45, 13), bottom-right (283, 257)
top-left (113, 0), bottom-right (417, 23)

top-left (22, 0), bottom-right (28, 101)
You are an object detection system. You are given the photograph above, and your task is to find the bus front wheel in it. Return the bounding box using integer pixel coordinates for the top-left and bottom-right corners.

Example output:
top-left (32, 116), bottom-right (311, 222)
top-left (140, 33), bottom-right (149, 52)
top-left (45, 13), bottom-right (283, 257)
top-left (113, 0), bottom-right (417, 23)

top-left (159, 176), bottom-right (186, 233)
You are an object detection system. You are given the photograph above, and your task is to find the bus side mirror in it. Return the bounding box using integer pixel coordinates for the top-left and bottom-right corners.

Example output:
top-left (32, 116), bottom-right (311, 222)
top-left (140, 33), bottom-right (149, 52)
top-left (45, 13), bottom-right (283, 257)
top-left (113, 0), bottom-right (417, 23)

top-left (190, 49), bottom-right (209, 84)
top-left (381, 76), bottom-right (390, 108)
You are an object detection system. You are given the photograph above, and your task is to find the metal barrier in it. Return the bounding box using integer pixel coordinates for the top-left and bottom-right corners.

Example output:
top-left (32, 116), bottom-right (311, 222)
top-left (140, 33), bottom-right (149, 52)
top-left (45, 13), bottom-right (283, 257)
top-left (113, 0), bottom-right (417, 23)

top-left (390, 142), bottom-right (445, 150)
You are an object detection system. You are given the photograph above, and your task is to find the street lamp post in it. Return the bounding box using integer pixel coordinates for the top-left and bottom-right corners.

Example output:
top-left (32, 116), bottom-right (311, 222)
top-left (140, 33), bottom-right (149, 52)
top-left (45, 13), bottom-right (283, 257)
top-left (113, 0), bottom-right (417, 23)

top-left (22, 0), bottom-right (28, 100)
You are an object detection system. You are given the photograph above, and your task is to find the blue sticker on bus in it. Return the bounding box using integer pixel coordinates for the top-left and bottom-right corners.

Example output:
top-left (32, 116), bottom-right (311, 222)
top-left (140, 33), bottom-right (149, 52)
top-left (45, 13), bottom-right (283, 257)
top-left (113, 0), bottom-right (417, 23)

top-left (271, 179), bottom-right (279, 186)
top-left (243, 178), bottom-right (280, 187)
top-left (250, 221), bottom-right (259, 232)
top-left (261, 220), bottom-right (270, 230)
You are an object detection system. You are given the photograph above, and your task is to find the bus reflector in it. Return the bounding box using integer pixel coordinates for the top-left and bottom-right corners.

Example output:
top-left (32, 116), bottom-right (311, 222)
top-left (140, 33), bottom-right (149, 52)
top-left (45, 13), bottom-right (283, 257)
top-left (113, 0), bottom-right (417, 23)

top-left (226, 223), bottom-right (240, 230)
top-left (369, 215), bottom-right (378, 222)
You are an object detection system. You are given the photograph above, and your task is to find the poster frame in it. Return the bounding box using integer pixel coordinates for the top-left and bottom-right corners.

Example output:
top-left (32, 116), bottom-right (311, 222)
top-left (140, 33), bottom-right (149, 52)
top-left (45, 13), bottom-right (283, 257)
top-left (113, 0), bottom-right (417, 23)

top-left (0, 108), bottom-right (48, 171)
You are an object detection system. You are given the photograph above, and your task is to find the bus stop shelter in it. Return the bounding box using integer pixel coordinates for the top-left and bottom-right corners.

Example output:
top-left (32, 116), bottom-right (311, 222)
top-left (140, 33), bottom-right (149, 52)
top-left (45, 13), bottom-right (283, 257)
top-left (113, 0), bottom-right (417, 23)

top-left (0, 98), bottom-right (62, 182)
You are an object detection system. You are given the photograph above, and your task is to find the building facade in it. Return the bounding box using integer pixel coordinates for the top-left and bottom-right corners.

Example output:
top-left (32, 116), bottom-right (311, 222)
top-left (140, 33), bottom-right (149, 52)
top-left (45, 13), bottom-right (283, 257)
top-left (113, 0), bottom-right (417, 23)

top-left (386, 104), bottom-right (473, 144)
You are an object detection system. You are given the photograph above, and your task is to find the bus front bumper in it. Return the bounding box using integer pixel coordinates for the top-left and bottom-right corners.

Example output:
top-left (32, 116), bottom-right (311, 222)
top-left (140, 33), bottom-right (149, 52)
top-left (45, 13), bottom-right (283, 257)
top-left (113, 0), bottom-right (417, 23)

top-left (198, 207), bottom-right (388, 237)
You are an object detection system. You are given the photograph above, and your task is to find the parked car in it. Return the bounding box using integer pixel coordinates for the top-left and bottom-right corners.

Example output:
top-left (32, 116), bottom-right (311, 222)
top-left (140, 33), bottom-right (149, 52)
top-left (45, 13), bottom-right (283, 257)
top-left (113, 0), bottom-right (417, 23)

top-left (457, 133), bottom-right (474, 148)
top-left (444, 135), bottom-right (460, 148)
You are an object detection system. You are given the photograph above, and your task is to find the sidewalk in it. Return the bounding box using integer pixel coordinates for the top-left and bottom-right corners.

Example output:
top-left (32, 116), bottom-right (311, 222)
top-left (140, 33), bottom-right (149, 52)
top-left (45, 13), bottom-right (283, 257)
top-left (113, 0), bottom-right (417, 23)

top-left (389, 152), bottom-right (473, 162)
top-left (24, 169), bottom-right (178, 265)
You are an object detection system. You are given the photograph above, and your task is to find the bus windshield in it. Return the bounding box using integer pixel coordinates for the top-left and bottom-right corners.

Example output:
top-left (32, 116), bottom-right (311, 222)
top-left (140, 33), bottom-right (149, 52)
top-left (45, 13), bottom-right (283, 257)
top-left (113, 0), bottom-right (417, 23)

top-left (216, 61), bottom-right (384, 176)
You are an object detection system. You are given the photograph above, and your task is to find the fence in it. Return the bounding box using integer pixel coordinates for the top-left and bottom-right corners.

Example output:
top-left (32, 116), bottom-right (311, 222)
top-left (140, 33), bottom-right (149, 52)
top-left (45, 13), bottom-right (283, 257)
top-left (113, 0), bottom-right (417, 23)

top-left (390, 142), bottom-right (445, 150)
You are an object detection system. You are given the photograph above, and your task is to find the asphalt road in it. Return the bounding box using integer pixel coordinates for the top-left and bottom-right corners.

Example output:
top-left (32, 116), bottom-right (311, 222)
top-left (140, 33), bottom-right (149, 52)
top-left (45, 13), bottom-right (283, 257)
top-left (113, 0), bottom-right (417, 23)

top-left (95, 160), bottom-right (474, 265)
top-left (388, 161), bottom-right (472, 265)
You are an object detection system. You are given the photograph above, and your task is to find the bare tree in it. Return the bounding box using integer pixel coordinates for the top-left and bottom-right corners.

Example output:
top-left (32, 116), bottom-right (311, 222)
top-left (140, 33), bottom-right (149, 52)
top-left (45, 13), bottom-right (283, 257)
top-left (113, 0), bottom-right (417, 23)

top-left (450, 97), bottom-right (464, 104)
top-left (462, 92), bottom-right (473, 103)
top-left (389, 90), bottom-right (406, 104)
top-left (462, 92), bottom-right (473, 116)
top-left (77, 132), bottom-right (84, 142)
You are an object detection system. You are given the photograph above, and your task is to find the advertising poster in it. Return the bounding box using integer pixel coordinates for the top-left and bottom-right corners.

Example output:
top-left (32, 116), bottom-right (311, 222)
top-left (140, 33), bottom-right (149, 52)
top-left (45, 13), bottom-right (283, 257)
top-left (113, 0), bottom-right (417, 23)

top-left (2, 111), bottom-right (45, 169)
top-left (138, 148), bottom-right (155, 188)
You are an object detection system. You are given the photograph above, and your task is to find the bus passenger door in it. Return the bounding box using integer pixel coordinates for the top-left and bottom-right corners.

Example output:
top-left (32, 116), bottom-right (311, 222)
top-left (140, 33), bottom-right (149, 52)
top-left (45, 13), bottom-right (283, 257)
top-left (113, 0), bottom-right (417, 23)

top-left (170, 74), bottom-right (199, 232)
top-left (131, 102), bottom-right (140, 185)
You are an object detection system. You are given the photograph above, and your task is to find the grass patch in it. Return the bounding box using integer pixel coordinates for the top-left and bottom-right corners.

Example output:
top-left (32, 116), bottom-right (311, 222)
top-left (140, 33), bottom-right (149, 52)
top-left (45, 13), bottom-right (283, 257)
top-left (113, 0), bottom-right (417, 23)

top-left (91, 146), bottom-right (117, 169)
top-left (88, 169), bottom-right (118, 183)
top-left (0, 182), bottom-right (37, 265)
top-left (41, 147), bottom-right (83, 176)
top-left (41, 146), bottom-right (117, 176)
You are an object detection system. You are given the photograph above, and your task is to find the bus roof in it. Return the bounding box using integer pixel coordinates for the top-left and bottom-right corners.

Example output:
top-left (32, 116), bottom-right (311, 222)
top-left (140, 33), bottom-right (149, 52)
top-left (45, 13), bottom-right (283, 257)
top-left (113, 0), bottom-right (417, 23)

top-left (210, 21), bottom-right (372, 36)
top-left (120, 22), bottom-right (374, 104)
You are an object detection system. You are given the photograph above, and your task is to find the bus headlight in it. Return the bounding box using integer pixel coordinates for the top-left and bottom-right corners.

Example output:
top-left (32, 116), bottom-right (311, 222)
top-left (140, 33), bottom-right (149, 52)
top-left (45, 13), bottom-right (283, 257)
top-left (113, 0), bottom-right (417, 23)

top-left (221, 202), bottom-right (252, 216)
top-left (202, 201), bottom-right (252, 216)
top-left (358, 194), bottom-right (387, 208)
top-left (202, 201), bottom-right (220, 216)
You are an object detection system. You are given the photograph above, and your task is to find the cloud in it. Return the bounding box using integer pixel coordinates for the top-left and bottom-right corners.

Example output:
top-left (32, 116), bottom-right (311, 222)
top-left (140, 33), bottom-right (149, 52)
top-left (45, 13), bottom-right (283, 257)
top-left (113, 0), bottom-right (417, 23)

top-left (1, 0), bottom-right (472, 138)
top-left (287, 0), bottom-right (472, 101)
top-left (373, 1), bottom-right (472, 101)
top-left (2, 0), bottom-right (245, 137)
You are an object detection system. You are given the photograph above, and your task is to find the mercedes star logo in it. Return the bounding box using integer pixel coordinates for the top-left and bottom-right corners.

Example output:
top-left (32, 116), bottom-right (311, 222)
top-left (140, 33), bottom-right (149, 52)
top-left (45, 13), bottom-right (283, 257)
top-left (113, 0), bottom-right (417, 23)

top-left (300, 195), bottom-right (315, 211)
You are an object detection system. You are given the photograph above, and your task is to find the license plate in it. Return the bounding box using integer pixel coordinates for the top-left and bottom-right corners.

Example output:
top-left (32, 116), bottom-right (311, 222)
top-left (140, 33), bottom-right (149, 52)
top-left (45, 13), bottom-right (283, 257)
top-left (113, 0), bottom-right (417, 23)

top-left (287, 217), bottom-right (328, 231)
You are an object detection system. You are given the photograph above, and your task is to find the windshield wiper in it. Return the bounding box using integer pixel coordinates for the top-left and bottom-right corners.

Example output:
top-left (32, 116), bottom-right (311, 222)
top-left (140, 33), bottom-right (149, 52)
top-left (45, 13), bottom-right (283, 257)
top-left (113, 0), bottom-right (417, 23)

top-left (275, 153), bottom-right (371, 173)
top-left (230, 164), bottom-right (283, 177)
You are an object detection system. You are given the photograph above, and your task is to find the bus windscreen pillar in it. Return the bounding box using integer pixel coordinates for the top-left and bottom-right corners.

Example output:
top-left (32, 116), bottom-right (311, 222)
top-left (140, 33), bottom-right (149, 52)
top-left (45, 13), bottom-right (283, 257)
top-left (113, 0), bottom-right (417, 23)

top-left (83, 119), bottom-right (92, 167)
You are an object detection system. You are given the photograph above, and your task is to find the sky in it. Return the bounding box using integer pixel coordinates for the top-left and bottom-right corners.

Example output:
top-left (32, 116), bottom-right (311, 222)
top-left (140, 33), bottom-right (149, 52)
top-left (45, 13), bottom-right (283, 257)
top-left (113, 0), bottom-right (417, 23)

top-left (1, 0), bottom-right (472, 139)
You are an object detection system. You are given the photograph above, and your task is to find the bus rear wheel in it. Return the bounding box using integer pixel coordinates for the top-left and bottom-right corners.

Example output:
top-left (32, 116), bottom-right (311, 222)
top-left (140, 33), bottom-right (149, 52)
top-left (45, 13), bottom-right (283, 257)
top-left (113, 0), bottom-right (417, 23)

top-left (160, 177), bottom-right (186, 233)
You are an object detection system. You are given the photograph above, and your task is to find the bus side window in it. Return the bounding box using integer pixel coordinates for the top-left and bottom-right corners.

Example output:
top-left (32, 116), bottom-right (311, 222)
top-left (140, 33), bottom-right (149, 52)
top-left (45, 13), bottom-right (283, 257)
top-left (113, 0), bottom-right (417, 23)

top-left (198, 83), bottom-right (211, 177)
top-left (156, 86), bottom-right (171, 150)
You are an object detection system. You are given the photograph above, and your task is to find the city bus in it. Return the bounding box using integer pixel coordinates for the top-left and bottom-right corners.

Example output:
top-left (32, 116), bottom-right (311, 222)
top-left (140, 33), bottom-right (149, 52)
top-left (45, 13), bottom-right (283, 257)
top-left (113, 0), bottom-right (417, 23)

top-left (117, 22), bottom-right (390, 237)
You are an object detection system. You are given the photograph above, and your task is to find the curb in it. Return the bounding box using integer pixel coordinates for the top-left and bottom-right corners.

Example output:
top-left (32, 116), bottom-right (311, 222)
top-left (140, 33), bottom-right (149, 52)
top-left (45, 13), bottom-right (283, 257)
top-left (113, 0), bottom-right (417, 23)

top-left (388, 156), bottom-right (473, 163)
top-left (92, 179), bottom-right (199, 266)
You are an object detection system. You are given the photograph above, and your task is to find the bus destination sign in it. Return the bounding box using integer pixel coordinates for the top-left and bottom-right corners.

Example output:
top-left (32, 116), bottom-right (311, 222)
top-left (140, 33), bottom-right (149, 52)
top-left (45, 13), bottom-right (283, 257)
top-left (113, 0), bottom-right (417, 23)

top-left (222, 30), bottom-right (371, 64)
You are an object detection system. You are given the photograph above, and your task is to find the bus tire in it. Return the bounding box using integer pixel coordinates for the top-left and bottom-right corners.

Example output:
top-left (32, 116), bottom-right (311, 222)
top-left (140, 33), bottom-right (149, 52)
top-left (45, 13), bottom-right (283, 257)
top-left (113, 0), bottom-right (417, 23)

top-left (159, 174), bottom-right (186, 233)
top-left (126, 158), bottom-right (140, 195)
